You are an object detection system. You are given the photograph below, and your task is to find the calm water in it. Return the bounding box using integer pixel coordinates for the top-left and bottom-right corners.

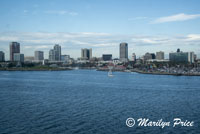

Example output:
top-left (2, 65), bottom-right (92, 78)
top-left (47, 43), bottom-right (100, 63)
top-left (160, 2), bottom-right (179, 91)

top-left (0, 70), bottom-right (200, 134)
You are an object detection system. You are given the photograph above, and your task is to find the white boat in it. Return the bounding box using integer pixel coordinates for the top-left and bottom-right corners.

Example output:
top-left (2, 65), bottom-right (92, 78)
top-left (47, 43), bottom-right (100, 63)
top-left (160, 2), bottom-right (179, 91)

top-left (108, 62), bottom-right (114, 77)
top-left (74, 67), bottom-right (79, 70)
top-left (108, 69), bottom-right (114, 77)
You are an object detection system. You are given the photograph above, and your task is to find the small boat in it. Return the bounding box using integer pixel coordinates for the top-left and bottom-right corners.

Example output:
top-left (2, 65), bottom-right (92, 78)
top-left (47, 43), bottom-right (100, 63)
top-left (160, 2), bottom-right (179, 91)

top-left (108, 62), bottom-right (114, 77)
top-left (108, 70), bottom-right (114, 77)
top-left (74, 67), bottom-right (79, 70)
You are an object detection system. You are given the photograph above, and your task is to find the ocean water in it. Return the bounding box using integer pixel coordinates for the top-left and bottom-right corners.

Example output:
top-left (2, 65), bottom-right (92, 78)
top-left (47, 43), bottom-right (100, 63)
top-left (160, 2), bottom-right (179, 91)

top-left (0, 70), bottom-right (200, 134)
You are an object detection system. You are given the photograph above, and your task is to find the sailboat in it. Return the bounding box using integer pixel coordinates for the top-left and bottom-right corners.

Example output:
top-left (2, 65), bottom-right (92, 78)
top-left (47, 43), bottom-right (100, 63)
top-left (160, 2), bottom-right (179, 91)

top-left (108, 69), bottom-right (113, 77)
top-left (108, 62), bottom-right (114, 77)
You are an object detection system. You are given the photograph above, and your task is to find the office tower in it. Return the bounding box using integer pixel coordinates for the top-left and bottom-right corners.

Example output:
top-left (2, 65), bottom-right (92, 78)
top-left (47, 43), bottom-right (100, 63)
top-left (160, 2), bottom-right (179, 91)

top-left (156, 51), bottom-right (164, 60)
top-left (150, 53), bottom-right (156, 59)
top-left (10, 42), bottom-right (20, 61)
top-left (132, 53), bottom-right (136, 62)
top-left (0, 51), bottom-right (5, 62)
top-left (49, 49), bottom-right (55, 61)
top-left (81, 48), bottom-right (92, 60)
top-left (188, 52), bottom-right (194, 64)
top-left (144, 53), bottom-right (152, 61)
top-left (194, 54), bottom-right (197, 61)
top-left (34, 51), bottom-right (44, 61)
top-left (14, 53), bottom-right (24, 62)
top-left (49, 44), bottom-right (62, 61)
top-left (102, 54), bottom-right (112, 61)
top-left (119, 42), bottom-right (128, 62)
top-left (54, 44), bottom-right (61, 61)
top-left (169, 49), bottom-right (194, 63)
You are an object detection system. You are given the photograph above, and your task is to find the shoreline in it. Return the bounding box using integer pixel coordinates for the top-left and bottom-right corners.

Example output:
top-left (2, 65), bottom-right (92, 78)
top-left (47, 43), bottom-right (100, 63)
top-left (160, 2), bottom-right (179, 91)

top-left (0, 67), bottom-right (73, 71)
top-left (132, 70), bottom-right (200, 76)
top-left (97, 68), bottom-right (200, 76)
top-left (1, 67), bottom-right (200, 76)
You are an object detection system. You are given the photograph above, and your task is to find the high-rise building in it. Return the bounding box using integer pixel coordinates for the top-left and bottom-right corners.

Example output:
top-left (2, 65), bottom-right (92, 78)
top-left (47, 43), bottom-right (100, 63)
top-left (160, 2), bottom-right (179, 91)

top-left (81, 48), bottom-right (92, 60)
top-left (49, 44), bottom-right (61, 61)
top-left (54, 44), bottom-right (61, 61)
top-left (34, 51), bottom-right (44, 61)
top-left (194, 54), bottom-right (197, 61)
top-left (0, 51), bottom-right (5, 62)
top-left (132, 53), bottom-right (136, 62)
top-left (10, 42), bottom-right (20, 61)
top-left (150, 53), bottom-right (156, 59)
top-left (144, 53), bottom-right (152, 61)
top-left (49, 49), bottom-right (55, 61)
top-left (119, 42), bottom-right (128, 62)
top-left (14, 53), bottom-right (24, 62)
top-left (188, 52), bottom-right (194, 64)
top-left (156, 51), bottom-right (164, 60)
top-left (102, 54), bottom-right (112, 61)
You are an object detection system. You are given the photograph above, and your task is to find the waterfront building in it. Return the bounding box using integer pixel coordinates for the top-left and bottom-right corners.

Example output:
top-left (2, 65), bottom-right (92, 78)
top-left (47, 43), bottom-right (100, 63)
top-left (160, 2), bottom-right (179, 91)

top-left (102, 54), bottom-right (112, 61)
top-left (169, 49), bottom-right (194, 63)
top-left (34, 51), bottom-right (44, 61)
top-left (54, 44), bottom-right (61, 61)
top-left (132, 53), bottom-right (136, 62)
top-left (119, 42), bottom-right (128, 62)
top-left (24, 56), bottom-right (34, 62)
top-left (10, 42), bottom-right (20, 61)
top-left (0, 51), bottom-right (5, 62)
top-left (81, 48), bottom-right (92, 60)
top-left (14, 53), bottom-right (24, 62)
top-left (49, 49), bottom-right (55, 61)
top-left (194, 54), bottom-right (197, 61)
top-left (61, 55), bottom-right (70, 62)
top-left (151, 53), bottom-right (156, 59)
top-left (156, 51), bottom-right (164, 60)
top-left (144, 53), bottom-right (152, 61)
top-left (188, 52), bottom-right (194, 64)
top-left (49, 44), bottom-right (61, 61)
top-left (169, 52), bottom-right (188, 63)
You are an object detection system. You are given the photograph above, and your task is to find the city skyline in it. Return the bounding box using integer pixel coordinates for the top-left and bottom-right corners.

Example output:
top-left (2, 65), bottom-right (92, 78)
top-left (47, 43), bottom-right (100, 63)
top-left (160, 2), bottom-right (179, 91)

top-left (0, 0), bottom-right (200, 59)
top-left (1, 41), bottom-right (197, 62)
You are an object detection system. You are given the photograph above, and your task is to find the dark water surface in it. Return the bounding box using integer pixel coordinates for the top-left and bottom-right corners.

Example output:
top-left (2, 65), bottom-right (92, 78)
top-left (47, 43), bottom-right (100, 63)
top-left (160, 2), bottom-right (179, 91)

top-left (0, 70), bottom-right (200, 134)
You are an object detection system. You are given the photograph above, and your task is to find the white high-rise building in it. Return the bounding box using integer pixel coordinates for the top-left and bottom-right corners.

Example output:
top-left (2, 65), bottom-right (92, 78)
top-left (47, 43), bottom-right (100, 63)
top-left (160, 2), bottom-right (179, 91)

top-left (188, 52), bottom-right (194, 64)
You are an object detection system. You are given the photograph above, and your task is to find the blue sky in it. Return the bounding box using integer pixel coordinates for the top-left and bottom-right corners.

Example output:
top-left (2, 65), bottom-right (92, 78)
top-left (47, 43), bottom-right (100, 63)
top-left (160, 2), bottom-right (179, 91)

top-left (0, 0), bottom-right (200, 59)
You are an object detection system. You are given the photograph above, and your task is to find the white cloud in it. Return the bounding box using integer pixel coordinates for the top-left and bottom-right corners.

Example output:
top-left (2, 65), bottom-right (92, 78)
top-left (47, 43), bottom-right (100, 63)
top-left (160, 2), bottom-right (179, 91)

top-left (0, 36), bottom-right (19, 41)
top-left (151, 13), bottom-right (200, 24)
top-left (186, 34), bottom-right (200, 41)
top-left (0, 32), bottom-right (200, 59)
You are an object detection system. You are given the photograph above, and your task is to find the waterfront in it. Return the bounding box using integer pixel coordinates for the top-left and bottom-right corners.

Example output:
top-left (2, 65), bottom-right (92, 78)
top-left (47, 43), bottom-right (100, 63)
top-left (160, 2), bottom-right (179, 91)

top-left (0, 70), bottom-right (200, 134)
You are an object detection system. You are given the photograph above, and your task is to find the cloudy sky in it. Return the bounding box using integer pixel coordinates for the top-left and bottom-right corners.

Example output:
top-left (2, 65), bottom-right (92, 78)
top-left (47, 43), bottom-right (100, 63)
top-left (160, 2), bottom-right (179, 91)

top-left (0, 0), bottom-right (200, 60)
